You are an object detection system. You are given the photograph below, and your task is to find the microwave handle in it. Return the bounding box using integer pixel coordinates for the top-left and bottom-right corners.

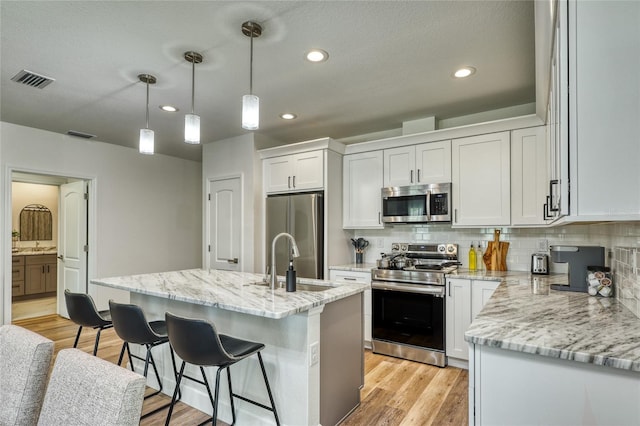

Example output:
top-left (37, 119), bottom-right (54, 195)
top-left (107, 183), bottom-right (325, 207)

top-left (426, 191), bottom-right (432, 221)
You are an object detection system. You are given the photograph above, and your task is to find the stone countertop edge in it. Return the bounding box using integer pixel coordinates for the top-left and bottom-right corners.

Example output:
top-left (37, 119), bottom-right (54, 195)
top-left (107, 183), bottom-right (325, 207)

top-left (329, 263), bottom-right (377, 273)
top-left (91, 269), bottom-right (368, 320)
top-left (461, 270), bottom-right (640, 372)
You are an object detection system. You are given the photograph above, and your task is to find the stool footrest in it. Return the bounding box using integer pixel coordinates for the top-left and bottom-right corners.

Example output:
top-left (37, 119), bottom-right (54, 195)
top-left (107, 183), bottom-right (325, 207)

top-left (232, 392), bottom-right (276, 413)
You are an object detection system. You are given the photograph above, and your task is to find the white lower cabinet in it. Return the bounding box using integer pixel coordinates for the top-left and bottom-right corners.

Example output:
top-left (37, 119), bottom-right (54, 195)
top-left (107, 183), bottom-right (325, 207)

top-left (329, 269), bottom-right (372, 348)
top-left (446, 278), bottom-right (500, 362)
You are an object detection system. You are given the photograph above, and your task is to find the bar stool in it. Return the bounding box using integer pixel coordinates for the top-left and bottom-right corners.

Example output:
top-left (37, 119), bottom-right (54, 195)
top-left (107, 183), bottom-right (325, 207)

top-left (64, 289), bottom-right (113, 356)
top-left (109, 300), bottom-right (180, 418)
top-left (164, 312), bottom-right (280, 426)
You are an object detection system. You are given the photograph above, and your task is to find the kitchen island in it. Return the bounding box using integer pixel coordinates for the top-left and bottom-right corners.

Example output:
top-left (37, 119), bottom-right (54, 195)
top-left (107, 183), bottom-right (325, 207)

top-left (465, 276), bottom-right (640, 425)
top-left (91, 269), bottom-right (367, 426)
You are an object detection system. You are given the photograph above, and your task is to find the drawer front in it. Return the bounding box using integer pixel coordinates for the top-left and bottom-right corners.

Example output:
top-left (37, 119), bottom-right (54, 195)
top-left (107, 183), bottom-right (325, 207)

top-left (25, 254), bottom-right (57, 265)
top-left (12, 280), bottom-right (25, 297)
top-left (12, 265), bottom-right (24, 280)
top-left (329, 270), bottom-right (372, 284)
top-left (12, 256), bottom-right (25, 266)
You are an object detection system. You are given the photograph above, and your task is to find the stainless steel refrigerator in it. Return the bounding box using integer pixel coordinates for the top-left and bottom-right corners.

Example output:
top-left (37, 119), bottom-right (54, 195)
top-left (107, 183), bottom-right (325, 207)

top-left (266, 192), bottom-right (324, 279)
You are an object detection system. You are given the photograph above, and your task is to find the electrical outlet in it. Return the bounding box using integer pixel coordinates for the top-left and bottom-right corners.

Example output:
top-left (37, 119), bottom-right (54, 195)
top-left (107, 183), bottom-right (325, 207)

top-left (309, 342), bottom-right (319, 366)
top-left (537, 239), bottom-right (548, 252)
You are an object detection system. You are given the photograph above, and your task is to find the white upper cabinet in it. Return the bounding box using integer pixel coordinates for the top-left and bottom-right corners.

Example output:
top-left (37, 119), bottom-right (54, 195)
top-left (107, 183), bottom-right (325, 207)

top-left (452, 132), bottom-right (511, 226)
top-left (383, 141), bottom-right (451, 187)
top-left (415, 141), bottom-right (452, 184)
top-left (566, 0), bottom-right (640, 219)
top-left (511, 126), bottom-right (548, 226)
top-left (343, 150), bottom-right (384, 229)
top-left (264, 150), bottom-right (324, 194)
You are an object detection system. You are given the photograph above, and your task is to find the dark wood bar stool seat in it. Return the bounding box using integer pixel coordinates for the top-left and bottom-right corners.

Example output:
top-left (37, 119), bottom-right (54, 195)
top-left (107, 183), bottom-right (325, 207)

top-left (109, 300), bottom-right (180, 419)
top-left (164, 312), bottom-right (280, 426)
top-left (64, 289), bottom-right (113, 356)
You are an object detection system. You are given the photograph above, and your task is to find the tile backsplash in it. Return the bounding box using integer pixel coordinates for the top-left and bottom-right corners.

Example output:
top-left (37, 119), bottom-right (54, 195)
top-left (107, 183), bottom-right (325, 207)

top-left (613, 247), bottom-right (640, 318)
top-left (349, 222), bottom-right (640, 273)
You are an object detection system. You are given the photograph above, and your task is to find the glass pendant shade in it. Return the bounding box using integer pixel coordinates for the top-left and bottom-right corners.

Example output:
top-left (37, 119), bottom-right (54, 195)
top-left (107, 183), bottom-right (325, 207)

top-left (139, 128), bottom-right (154, 155)
top-left (184, 113), bottom-right (200, 144)
top-left (242, 94), bottom-right (259, 130)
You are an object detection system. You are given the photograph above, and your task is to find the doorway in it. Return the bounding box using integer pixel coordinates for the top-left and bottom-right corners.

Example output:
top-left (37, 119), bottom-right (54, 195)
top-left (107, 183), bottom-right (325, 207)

top-left (9, 171), bottom-right (90, 322)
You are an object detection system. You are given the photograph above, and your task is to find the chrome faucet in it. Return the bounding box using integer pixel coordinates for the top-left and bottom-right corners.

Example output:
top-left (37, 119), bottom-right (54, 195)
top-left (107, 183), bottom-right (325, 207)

top-left (270, 232), bottom-right (300, 290)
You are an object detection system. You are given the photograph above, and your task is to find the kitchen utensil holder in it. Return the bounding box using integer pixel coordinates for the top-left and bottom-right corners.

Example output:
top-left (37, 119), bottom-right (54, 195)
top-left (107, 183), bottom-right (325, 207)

top-left (355, 252), bottom-right (363, 264)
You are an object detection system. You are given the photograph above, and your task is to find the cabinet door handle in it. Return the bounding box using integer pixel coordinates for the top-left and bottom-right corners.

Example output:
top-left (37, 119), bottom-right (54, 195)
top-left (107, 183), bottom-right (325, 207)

top-left (448, 282), bottom-right (451, 297)
top-left (288, 176), bottom-right (291, 188)
top-left (226, 258), bottom-right (239, 264)
top-left (417, 169), bottom-right (421, 183)
top-left (12, 269), bottom-right (19, 273)
top-left (454, 209), bottom-right (458, 223)
top-left (42, 265), bottom-right (45, 273)
top-left (549, 180), bottom-right (559, 212)
top-left (343, 277), bottom-right (357, 281)
top-left (47, 265), bottom-right (50, 273)
top-left (410, 170), bottom-right (414, 183)
top-left (292, 175), bottom-right (296, 188)
top-left (378, 212), bottom-right (381, 224)
top-left (543, 196), bottom-right (553, 220)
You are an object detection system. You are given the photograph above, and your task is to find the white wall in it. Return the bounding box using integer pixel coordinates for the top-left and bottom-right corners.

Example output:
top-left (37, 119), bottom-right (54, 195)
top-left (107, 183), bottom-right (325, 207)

top-left (202, 133), bottom-right (263, 273)
top-left (1, 122), bottom-right (202, 319)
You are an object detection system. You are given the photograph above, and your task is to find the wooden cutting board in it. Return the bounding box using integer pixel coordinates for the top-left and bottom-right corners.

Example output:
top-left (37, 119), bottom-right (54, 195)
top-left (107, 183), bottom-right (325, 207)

top-left (483, 229), bottom-right (509, 271)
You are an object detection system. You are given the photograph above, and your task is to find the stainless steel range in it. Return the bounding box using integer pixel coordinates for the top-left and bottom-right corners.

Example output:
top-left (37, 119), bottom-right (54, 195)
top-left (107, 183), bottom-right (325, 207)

top-left (371, 242), bottom-right (458, 367)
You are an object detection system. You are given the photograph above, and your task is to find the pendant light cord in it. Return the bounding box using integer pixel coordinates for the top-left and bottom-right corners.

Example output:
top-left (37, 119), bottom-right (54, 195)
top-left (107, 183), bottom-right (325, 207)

top-left (249, 30), bottom-right (254, 95)
top-left (145, 79), bottom-right (150, 129)
top-left (191, 59), bottom-right (196, 114)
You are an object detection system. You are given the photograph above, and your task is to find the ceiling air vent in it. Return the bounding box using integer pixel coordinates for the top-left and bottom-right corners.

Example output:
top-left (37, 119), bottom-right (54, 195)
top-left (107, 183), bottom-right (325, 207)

top-left (11, 69), bottom-right (55, 89)
top-left (67, 130), bottom-right (96, 139)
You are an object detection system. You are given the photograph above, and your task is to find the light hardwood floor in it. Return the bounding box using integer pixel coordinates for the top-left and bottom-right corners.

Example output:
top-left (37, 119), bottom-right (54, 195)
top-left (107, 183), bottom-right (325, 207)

top-left (14, 314), bottom-right (468, 425)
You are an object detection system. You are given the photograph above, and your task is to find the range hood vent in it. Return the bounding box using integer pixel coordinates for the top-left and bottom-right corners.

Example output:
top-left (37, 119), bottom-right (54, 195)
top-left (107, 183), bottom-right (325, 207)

top-left (11, 69), bottom-right (55, 89)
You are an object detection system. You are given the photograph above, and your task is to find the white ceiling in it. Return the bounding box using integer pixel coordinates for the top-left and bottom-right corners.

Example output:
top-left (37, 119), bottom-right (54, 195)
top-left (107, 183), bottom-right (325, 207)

top-left (0, 1), bottom-right (535, 162)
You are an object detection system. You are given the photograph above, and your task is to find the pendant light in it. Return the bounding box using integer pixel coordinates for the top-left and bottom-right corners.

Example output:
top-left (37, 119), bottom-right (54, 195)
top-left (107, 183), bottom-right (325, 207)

top-left (184, 51), bottom-right (203, 144)
top-left (241, 21), bottom-right (262, 130)
top-left (138, 74), bottom-right (156, 155)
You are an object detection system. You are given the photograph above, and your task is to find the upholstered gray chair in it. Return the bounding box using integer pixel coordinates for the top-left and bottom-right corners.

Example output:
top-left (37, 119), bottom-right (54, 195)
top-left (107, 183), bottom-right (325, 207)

top-left (37, 348), bottom-right (146, 426)
top-left (0, 324), bottom-right (54, 425)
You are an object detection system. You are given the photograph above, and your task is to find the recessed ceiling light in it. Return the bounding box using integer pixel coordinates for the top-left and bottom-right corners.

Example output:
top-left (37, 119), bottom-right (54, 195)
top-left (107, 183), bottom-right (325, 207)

top-left (305, 49), bottom-right (329, 63)
top-left (453, 67), bottom-right (476, 78)
top-left (160, 105), bottom-right (178, 112)
top-left (280, 113), bottom-right (297, 120)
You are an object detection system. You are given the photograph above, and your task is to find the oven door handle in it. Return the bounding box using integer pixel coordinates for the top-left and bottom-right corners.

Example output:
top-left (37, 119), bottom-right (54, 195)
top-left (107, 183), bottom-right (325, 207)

top-left (372, 281), bottom-right (445, 297)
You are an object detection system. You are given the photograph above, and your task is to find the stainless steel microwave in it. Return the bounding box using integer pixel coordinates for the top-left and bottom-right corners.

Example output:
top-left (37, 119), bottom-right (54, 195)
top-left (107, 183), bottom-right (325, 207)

top-left (381, 183), bottom-right (452, 224)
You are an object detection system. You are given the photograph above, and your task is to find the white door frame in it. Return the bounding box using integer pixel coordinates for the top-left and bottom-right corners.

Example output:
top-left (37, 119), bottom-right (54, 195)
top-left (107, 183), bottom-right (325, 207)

top-left (204, 174), bottom-right (244, 271)
top-left (2, 165), bottom-right (97, 324)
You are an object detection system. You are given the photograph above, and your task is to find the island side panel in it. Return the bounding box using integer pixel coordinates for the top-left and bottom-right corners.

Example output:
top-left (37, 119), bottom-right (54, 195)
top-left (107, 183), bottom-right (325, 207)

top-left (320, 293), bottom-right (364, 426)
top-left (131, 292), bottom-right (322, 426)
top-left (473, 345), bottom-right (640, 425)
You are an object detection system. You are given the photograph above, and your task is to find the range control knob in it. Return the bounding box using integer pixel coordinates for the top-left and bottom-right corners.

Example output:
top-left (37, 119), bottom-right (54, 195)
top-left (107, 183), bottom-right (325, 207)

top-left (400, 244), bottom-right (408, 252)
top-left (437, 244), bottom-right (446, 254)
top-left (447, 244), bottom-right (457, 254)
top-left (391, 243), bottom-right (400, 251)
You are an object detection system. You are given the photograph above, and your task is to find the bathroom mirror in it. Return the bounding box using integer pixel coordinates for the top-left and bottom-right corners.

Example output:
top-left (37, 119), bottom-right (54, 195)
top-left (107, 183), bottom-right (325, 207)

top-left (19, 204), bottom-right (52, 241)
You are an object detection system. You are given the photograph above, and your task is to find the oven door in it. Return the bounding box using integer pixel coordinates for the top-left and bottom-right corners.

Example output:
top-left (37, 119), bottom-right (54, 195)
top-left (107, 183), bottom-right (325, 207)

top-left (371, 281), bottom-right (446, 365)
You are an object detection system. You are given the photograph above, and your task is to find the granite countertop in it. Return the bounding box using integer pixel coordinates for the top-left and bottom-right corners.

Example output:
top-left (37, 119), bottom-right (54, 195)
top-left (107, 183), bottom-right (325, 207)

top-left (12, 248), bottom-right (57, 256)
top-left (464, 272), bottom-right (640, 371)
top-left (91, 269), bottom-right (368, 320)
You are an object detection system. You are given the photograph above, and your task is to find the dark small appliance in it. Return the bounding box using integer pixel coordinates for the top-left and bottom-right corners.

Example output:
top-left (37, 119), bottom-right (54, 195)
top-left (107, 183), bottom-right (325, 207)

top-left (550, 245), bottom-right (605, 292)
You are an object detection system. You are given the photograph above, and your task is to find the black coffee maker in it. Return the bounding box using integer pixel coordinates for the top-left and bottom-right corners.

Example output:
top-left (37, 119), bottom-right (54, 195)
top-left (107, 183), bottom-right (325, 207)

top-left (550, 245), bottom-right (605, 292)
